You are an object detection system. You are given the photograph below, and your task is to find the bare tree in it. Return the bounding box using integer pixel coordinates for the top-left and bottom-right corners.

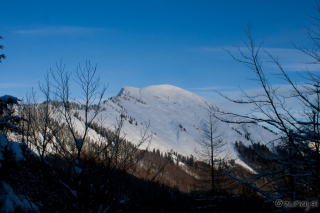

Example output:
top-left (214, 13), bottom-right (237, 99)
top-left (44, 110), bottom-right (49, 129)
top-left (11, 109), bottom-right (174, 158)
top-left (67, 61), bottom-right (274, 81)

top-left (217, 19), bottom-right (320, 204)
top-left (46, 60), bottom-right (108, 210)
top-left (17, 60), bottom-right (154, 212)
top-left (85, 113), bottom-right (152, 211)
top-left (195, 103), bottom-right (226, 197)
top-left (16, 60), bottom-right (109, 211)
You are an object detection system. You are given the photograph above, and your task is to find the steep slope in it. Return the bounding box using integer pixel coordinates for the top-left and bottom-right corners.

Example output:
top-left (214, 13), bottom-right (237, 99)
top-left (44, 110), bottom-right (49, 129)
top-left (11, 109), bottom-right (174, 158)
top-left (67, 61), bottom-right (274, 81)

top-left (78, 85), bottom-right (279, 170)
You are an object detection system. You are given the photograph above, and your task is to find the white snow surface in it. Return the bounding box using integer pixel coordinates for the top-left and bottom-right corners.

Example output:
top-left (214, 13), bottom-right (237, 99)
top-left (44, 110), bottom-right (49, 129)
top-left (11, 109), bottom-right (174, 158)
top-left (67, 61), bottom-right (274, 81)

top-left (0, 132), bottom-right (32, 164)
top-left (77, 85), bottom-right (280, 170)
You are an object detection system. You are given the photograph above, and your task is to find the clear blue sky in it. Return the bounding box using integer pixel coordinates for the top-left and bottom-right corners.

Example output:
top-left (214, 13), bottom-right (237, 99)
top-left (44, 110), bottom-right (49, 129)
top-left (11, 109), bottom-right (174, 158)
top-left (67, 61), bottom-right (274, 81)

top-left (0, 0), bottom-right (318, 111)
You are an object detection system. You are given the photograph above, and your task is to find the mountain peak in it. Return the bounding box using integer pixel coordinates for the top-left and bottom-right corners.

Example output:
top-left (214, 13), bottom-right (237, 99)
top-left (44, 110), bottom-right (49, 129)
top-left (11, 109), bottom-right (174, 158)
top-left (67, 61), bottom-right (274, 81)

top-left (106, 84), bottom-right (279, 171)
top-left (117, 84), bottom-right (205, 103)
top-left (118, 84), bottom-right (185, 95)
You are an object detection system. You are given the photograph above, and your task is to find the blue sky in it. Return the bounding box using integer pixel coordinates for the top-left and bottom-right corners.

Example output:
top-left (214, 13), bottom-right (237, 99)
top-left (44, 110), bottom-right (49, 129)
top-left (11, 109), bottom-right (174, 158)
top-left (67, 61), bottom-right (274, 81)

top-left (0, 0), bottom-right (318, 112)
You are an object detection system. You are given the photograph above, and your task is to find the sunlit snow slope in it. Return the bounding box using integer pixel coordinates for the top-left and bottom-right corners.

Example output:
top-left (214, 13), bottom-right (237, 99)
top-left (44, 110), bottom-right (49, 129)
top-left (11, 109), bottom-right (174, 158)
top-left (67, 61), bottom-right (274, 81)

top-left (79, 85), bottom-right (279, 169)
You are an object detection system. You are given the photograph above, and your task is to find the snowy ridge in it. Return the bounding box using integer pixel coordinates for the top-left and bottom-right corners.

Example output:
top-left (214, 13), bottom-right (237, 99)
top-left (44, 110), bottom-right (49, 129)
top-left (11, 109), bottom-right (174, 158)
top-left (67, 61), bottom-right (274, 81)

top-left (79, 84), bottom-right (280, 171)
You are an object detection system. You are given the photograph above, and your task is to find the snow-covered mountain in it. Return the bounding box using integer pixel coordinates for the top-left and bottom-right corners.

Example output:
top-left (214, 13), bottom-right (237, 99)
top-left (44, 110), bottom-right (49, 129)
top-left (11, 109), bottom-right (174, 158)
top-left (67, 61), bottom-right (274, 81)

top-left (77, 84), bottom-right (279, 170)
top-left (0, 85), bottom-right (280, 212)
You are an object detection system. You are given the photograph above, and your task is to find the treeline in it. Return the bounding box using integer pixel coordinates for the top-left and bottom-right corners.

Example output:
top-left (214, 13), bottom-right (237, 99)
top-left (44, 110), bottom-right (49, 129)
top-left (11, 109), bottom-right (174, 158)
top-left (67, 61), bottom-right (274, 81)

top-left (235, 141), bottom-right (277, 171)
top-left (152, 148), bottom-right (198, 168)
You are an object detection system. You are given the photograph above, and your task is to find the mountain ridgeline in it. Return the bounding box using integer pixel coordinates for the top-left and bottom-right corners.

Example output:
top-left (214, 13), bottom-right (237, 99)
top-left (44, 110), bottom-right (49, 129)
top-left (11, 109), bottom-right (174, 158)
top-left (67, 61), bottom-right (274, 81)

top-left (94, 85), bottom-right (279, 169)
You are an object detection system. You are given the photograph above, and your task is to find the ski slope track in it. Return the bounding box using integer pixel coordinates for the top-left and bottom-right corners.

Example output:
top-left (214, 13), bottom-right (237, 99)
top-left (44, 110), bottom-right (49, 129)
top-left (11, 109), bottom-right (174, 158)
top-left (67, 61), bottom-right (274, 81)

top-left (79, 85), bottom-right (280, 171)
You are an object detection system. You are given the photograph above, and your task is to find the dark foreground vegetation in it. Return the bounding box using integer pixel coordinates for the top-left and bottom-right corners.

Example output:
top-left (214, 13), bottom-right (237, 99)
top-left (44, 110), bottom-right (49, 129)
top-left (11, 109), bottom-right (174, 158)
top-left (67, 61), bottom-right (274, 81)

top-left (0, 137), bottom-right (276, 213)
